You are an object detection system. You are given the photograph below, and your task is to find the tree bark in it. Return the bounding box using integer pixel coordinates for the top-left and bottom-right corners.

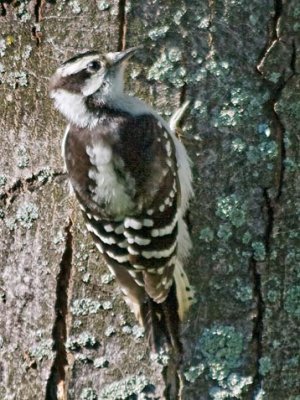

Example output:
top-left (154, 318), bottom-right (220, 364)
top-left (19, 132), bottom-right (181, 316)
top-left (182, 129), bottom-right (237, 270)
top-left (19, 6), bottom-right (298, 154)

top-left (0, 1), bottom-right (299, 399)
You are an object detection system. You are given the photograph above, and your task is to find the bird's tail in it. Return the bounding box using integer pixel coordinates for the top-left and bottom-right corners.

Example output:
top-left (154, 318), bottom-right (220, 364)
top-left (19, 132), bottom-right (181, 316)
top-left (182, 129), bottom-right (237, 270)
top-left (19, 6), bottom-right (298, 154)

top-left (141, 260), bottom-right (195, 353)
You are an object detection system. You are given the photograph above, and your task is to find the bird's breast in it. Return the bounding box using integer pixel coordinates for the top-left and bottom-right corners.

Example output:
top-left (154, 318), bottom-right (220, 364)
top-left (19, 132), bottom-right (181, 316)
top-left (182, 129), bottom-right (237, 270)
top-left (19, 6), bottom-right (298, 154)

top-left (64, 125), bottom-right (136, 218)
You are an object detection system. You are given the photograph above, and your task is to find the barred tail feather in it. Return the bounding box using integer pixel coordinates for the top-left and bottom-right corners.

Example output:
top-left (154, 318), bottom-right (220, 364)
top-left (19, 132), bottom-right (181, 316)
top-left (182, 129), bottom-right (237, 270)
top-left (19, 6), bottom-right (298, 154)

top-left (140, 284), bottom-right (182, 353)
top-left (174, 260), bottom-right (195, 321)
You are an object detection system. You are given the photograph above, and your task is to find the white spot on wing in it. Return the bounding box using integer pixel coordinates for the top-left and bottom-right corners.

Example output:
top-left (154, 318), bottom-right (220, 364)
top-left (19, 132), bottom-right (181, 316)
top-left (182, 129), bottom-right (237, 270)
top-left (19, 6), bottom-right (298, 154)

top-left (151, 213), bottom-right (177, 237)
top-left (143, 219), bottom-right (154, 227)
top-left (134, 236), bottom-right (151, 246)
top-left (165, 141), bottom-right (172, 156)
top-left (106, 251), bottom-right (129, 263)
top-left (128, 246), bottom-right (139, 255)
top-left (141, 241), bottom-right (177, 259)
top-left (124, 218), bottom-right (143, 230)
top-left (96, 242), bottom-right (103, 254)
top-left (104, 224), bottom-right (114, 232)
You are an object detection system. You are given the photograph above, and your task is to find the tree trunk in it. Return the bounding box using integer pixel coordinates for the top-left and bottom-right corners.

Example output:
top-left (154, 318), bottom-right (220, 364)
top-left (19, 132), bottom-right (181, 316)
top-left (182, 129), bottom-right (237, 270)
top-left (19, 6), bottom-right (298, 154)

top-left (0, 1), bottom-right (299, 399)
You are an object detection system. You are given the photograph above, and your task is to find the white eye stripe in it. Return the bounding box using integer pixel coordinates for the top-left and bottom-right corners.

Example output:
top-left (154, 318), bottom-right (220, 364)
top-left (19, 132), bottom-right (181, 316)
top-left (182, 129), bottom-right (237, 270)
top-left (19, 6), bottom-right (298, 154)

top-left (59, 55), bottom-right (101, 77)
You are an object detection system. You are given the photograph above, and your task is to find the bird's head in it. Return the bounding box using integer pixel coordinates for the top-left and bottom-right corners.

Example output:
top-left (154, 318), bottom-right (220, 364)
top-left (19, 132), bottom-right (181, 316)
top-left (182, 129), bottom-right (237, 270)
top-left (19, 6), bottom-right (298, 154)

top-left (49, 47), bottom-right (139, 125)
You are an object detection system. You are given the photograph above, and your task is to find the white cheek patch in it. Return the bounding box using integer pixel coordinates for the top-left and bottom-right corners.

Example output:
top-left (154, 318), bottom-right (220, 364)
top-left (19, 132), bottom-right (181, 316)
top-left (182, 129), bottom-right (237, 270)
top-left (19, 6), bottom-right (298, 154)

top-left (82, 72), bottom-right (105, 97)
top-left (52, 90), bottom-right (92, 127)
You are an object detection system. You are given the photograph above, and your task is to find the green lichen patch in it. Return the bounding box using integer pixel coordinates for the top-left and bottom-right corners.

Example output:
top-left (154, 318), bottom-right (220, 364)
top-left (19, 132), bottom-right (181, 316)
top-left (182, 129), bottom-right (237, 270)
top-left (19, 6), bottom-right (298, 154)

top-left (233, 278), bottom-right (253, 303)
top-left (199, 227), bottom-right (215, 242)
top-left (251, 241), bottom-right (266, 262)
top-left (147, 48), bottom-right (186, 88)
top-left (284, 286), bottom-right (300, 318)
top-left (98, 374), bottom-right (151, 400)
top-left (199, 325), bottom-right (244, 381)
top-left (259, 356), bottom-right (272, 376)
top-left (217, 223), bottom-right (233, 241)
top-left (216, 194), bottom-right (246, 228)
top-left (209, 373), bottom-right (253, 399)
top-left (184, 364), bottom-right (205, 383)
top-left (148, 26), bottom-right (169, 41)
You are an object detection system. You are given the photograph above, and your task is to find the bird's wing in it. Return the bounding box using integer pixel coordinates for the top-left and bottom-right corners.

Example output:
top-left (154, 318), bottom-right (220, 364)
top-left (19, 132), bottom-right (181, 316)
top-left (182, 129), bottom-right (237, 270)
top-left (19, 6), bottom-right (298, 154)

top-left (64, 112), bottom-right (180, 307)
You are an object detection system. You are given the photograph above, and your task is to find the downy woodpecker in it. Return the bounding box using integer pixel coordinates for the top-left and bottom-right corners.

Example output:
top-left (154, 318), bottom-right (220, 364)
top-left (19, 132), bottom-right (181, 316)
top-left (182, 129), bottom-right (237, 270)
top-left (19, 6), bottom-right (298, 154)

top-left (49, 47), bottom-right (194, 352)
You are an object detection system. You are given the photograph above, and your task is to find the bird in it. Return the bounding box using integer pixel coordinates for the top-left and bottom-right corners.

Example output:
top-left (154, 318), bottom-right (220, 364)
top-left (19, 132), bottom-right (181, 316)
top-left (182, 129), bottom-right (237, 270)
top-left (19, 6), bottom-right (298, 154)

top-left (49, 47), bottom-right (194, 353)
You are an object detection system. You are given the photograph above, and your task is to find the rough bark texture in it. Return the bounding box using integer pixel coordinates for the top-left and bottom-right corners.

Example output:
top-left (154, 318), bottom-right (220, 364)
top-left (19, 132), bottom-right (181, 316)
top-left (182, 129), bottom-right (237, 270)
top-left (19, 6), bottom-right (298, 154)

top-left (0, 1), bottom-right (299, 399)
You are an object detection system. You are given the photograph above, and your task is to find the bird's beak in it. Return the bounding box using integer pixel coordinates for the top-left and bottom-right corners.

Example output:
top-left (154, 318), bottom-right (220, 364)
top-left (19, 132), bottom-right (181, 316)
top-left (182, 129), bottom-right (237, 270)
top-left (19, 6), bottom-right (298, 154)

top-left (104, 46), bottom-right (141, 66)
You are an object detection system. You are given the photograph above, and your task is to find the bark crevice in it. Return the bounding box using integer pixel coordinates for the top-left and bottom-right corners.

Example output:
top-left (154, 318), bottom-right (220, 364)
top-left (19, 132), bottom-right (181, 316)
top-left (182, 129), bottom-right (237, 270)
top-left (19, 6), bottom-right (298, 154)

top-left (0, 170), bottom-right (66, 206)
top-left (118, 0), bottom-right (127, 51)
top-left (250, 256), bottom-right (265, 397)
top-left (45, 218), bottom-right (73, 400)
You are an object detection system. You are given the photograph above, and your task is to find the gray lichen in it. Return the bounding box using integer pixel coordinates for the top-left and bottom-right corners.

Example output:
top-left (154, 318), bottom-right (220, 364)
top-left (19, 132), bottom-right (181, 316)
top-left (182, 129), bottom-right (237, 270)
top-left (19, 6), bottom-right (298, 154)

top-left (16, 203), bottom-right (39, 229)
top-left (104, 326), bottom-right (116, 337)
top-left (80, 388), bottom-right (98, 400)
top-left (0, 175), bottom-right (7, 187)
top-left (94, 357), bottom-right (109, 369)
top-left (29, 339), bottom-right (54, 362)
top-left (17, 146), bottom-right (30, 168)
top-left (66, 332), bottom-right (98, 350)
top-left (71, 298), bottom-right (110, 316)
top-left (96, 0), bottom-right (110, 11)
top-left (0, 38), bottom-right (6, 57)
top-left (69, 0), bottom-right (82, 14)
top-left (98, 374), bottom-right (150, 400)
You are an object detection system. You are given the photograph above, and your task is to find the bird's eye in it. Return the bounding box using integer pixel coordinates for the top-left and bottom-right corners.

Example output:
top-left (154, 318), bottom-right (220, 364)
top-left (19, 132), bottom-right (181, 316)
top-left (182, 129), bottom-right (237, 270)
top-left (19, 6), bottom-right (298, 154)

top-left (87, 61), bottom-right (101, 72)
